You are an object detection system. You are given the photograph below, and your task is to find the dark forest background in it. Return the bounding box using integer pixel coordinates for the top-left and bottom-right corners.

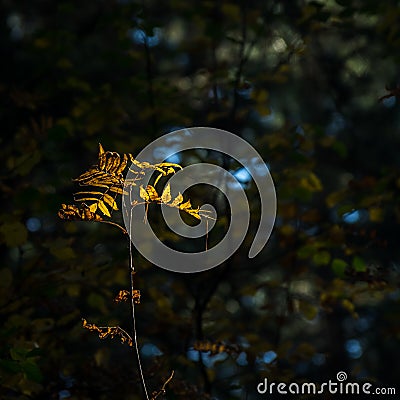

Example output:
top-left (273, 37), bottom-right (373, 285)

top-left (1, 0), bottom-right (400, 399)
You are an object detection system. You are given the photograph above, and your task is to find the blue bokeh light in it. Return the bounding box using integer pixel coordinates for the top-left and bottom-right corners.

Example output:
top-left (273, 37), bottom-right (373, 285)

top-left (236, 351), bottom-right (248, 366)
top-left (343, 210), bottom-right (360, 224)
top-left (187, 348), bottom-right (199, 361)
top-left (141, 343), bottom-right (163, 357)
top-left (233, 167), bottom-right (252, 184)
top-left (345, 339), bottom-right (362, 359)
top-left (26, 217), bottom-right (41, 232)
top-left (263, 350), bottom-right (277, 364)
top-left (186, 348), bottom-right (228, 367)
top-left (165, 153), bottom-right (182, 164)
top-left (129, 27), bottom-right (161, 47)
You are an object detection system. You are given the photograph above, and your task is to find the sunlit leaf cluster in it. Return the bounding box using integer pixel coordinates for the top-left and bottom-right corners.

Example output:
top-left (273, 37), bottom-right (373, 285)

top-left (114, 289), bottom-right (141, 304)
top-left (59, 143), bottom-right (209, 227)
top-left (139, 182), bottom-right (213, 220)
top-left (82, 319), bottom-right (133, 347)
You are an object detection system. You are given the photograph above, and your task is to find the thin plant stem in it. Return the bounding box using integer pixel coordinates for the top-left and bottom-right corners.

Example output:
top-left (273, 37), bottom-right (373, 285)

top-left (100, 220), bottom-right (128, 235)
top-left (205, 218), bottom-right (209, 251)
top-left (129, 206), bottom-right (150, 400)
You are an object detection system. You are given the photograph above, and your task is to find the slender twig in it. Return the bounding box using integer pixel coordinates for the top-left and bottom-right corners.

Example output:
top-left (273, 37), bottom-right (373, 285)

top-left (160, 370), bottom-right (174, 391)
top-left (151, 370), bottom-right (175, 400)
top-left (129, 206), bottom-right (150, 400)
top-left (99, 220), bottom-right (128, 235)
top-left (205, 219), bottom-right (209, 251)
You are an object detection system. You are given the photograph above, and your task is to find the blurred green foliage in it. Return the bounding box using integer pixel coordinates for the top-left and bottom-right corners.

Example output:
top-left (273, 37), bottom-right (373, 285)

top-left (1, 0), bottom-right (400, 399)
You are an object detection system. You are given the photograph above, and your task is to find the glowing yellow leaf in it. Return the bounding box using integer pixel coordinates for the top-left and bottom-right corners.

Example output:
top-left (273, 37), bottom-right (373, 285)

top-left (89, 203), bottom-right (98, 213)
top-left (98, 200), bottom-right (111, 217)
top-left (188, 208), bottom-right (201, 220)
top-left (189, 211), bottom-right (201, 220)
top-left (161, 183), bottom-right (172, 203)
top-left (110, 186), bottom-right (127, 195)
top-left (179, 200), bottom-right (192, 210)
top-left (139, 186), bottom-right (150, 201)
top-left (116, 154), bottom-right (128, 176)
top-left (154, 173), bottom-right (163, 186)
top-left (167, 167), bottom-right (175, 174)
top-left (157, 162), bottom-right (182, 168)
top-left (99, 143), bottom-right (105, 156)
top-left (170, 193), bottom-right (183, 207)
top-left (103, 193), bottom-right (118, 210)
top-left (105, 155), bottom-right (115, 172)
top-left (98, 143), bottom-right (106, 170)
top-left (146, 185), bottom-right (159, 201)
